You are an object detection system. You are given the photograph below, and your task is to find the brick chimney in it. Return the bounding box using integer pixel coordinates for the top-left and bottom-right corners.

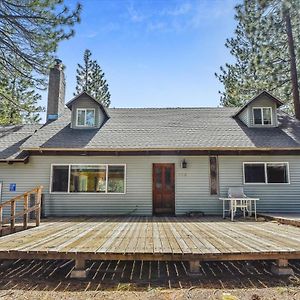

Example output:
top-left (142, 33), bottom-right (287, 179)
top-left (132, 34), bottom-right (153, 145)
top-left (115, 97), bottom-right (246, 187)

top-left (46, 59), bottom-right (66, 121)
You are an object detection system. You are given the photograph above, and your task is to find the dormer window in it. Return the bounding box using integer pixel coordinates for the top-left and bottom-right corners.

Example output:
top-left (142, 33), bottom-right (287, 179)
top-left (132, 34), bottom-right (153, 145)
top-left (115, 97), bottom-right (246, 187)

top-left (253, 107), bottom-right (272, 125)
top-left (66, 92), bottom-right (109, 129)
top-left (234, 91), bottom-right (283, 128)
top-left (76, 108), bottom-right (95, 127)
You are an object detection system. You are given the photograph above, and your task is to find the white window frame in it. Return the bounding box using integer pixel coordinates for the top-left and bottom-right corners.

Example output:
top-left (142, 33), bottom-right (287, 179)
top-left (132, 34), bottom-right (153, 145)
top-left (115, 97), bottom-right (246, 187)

top-left (50, 163), bottom-right (127, 194)
top-left (252, 107), bottom-right (273, 126)
top-left (76, 108), bottom-right (96, 127)
top-left (50, 164), bottom-right (70, 193)
top-left (243, 162), bottom-right (290, 185)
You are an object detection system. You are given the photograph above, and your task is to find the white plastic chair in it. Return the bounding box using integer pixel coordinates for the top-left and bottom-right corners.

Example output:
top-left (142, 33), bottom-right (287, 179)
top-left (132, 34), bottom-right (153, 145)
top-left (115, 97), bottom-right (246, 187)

top-left (228, 187), bottom-right (249, 220)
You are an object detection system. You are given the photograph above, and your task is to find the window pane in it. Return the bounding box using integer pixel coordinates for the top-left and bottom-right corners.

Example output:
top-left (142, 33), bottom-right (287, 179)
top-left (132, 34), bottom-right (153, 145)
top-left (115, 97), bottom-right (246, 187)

top-left (70, 165), bottom-right (106, 192)
top-left (77, 110), bottom-right (85, 126)
top-left (263, 108), bottom-right (272, 125)
top-left (52, 166), bottom-right (69, 192)
top-left (86, 109), bottom-right (95, 126)
top-left (165, 167), bottom-right (172, 190)
top-left (155, 167), bottom-right (162, 190)
top-left (244, 163), bottom-right (265, 183)
top-left (267, 163), bottom-right (288, 183)
top-left (108, 166), bottom-right (125, 193)
top-left (253, 108), bottom-right (262, 125)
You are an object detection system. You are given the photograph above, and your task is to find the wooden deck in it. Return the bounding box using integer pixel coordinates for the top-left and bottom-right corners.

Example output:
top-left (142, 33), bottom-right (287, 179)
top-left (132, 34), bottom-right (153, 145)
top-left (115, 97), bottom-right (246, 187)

top-left (0, 217), bottom-right (299, 276)
top-left (260, 213), bottom-right (300, 227)
top-left (0, 216), bottom-right (300, 260)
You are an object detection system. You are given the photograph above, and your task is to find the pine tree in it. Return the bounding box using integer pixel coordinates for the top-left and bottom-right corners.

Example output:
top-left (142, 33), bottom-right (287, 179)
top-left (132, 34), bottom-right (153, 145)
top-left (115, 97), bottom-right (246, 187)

top-left (215, 0), bottom-right (300, 114)
top-left (0, 0), bottom-right (81, 125)
top-left (75, 49), bottom-right (94, 95)
top-left (0, 55), bottom-right (44, 125)
top-left (92, 64), bottom-right (111, 107)
top-left (0, 59), bottom-right (44, 125)
top-left (75, 49), bottom-right (111, 107)
top-left (0, 0), bottom-right (81, 89)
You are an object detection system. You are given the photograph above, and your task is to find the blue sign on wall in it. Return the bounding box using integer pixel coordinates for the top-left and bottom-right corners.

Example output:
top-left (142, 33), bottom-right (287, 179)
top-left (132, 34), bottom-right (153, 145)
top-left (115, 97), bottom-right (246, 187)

top-left (9, 183), bottom-right (16, 192)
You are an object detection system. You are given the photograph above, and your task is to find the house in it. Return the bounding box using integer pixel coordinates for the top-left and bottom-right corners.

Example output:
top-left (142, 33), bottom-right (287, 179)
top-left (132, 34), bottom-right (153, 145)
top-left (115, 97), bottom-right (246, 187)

top-left (1, 60), bottom-right (300, 217)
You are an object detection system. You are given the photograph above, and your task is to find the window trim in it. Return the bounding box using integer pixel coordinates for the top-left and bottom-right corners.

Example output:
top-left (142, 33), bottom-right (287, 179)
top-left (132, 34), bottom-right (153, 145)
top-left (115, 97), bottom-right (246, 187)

top-left (252, 107), bottom-right (273, 126)
top-left (76, 108), bottom-right (96, 127)
top-left (50, 164), bottom-right (70, 193)
top-left (50, 163), bottom-right (127, 194)
top-left (243, 162), bottom-right (290, 185)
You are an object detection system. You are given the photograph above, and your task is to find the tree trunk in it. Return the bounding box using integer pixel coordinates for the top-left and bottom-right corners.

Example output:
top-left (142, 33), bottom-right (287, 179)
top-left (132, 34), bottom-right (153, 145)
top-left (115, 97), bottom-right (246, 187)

top-left (284, 10), bottom-right (300, 119)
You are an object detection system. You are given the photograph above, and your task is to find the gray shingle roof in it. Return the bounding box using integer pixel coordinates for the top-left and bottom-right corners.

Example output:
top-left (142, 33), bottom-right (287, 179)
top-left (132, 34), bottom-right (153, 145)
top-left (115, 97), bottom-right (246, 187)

top-left (0, 124), bottom-right (41, 160)
top-left (17, 107), bottom-right (300, 150)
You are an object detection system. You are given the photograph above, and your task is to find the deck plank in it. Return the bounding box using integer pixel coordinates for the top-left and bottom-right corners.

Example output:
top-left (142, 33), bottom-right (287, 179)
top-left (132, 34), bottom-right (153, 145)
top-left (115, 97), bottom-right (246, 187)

top-left (30, 218), bottom-right (101, 252)
top-left (0, 217), bottom-right (300, 263)
top-left (203, 221), bottom-right (277, 253)
top-left (58, 219), bottom-right (109, 252)
top-left (180, 218), bottom-right (220, 253)
top-left (152, 217), bottom-right (163, 253)
top-left (97, 217), bottom-right (131, 253)
top-left (108, 217), bottom-right (135, 253)
top-left (71, 218), bottom-right (119, 253)
top-left (2, 218), bottom-right (89, 251)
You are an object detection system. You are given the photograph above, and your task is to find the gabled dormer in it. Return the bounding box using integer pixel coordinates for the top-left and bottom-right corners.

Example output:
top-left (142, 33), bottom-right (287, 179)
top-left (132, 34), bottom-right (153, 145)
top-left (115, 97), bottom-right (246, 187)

top-left (66, 92), bottom-right (109, 129)
top-left (233, 91), bottom-right (283, 128)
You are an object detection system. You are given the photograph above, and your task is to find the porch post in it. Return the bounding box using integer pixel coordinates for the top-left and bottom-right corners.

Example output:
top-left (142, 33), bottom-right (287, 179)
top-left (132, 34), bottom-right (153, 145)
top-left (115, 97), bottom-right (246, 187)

top-left (271, 258), bottom-right (294, 276)
top-left (188, 260), bottom-right (200, 275)
top-left (70, 258), bottom-right (89, 279)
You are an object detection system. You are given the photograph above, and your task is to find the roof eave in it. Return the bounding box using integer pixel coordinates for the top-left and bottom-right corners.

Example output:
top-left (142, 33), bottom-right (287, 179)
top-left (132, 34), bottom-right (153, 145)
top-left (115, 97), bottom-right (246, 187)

top-left (21, 146), bottom-right (300, 152)
top-left (0, 157), bottom-right (29, 164)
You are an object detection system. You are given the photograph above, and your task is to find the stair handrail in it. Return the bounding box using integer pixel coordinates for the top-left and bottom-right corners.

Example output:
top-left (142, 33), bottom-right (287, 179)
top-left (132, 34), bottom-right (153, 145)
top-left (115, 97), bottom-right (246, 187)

top-left (0, 185), bottom-right (43, 234)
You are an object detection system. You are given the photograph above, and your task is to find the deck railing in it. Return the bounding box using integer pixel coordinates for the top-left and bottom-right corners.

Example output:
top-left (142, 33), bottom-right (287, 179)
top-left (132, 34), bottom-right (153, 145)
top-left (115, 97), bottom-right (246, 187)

top-left (0, 186), bottom-right (43, 234)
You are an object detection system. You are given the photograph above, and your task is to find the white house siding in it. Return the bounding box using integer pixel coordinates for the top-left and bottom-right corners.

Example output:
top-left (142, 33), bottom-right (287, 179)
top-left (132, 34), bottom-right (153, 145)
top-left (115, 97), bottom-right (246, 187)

top-left (0, 155), bottom-right (300, 216)
top-left (219, 155), bottom-right (300, 213)
top-left (237, 109), bottom-right (250, 127)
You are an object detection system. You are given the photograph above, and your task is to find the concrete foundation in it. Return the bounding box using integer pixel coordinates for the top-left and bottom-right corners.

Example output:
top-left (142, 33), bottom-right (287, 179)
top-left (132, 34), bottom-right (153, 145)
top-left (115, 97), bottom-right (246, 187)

top-left (188, 260), bottom-right (201, 276)
top-left (271, 259), bottom-right (294, 276)
top-left (70, 259), bottom-right (89, 279)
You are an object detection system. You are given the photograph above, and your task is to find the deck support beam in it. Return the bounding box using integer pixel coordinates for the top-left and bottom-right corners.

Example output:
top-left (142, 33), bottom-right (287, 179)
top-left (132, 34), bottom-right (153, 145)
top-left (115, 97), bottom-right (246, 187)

top-left (70, 258), bottom-right (89, 279)
top-left (271, 259), bottom-right (294, 276)
top-left (188, 260), bottom-right (201, 275)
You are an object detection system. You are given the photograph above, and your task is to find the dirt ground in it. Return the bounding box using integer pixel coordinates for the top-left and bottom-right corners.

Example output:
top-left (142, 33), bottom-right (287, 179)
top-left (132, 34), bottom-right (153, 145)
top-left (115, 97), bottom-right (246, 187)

top-left (0, 259), bottom-right (299, 300)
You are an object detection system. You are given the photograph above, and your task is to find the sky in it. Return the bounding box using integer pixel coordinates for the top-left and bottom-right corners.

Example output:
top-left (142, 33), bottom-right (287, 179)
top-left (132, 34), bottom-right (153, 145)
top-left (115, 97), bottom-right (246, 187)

top-left (42, 0), bottom-right (239, 118)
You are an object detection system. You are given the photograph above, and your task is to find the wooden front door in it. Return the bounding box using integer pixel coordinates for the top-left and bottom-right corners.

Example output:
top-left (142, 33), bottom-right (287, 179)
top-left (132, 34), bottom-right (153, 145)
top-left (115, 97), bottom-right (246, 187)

top-left (152, 163), bottom-right (175, 215)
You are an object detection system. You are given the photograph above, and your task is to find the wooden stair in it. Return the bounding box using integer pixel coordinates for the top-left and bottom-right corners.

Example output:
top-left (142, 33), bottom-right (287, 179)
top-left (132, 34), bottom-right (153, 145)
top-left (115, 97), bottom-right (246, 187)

top-left (0, 186), bottom-right (43, 235)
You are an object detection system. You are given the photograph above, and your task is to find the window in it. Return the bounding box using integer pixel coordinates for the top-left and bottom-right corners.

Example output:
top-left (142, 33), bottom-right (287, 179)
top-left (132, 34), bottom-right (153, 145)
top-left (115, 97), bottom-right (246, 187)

top-left (107, 165), bottom-right (125, 193)
top-left (51, 164), bottom-right (126, 193)
top-left (51, 165), bottom-right (69, 192)
top-left (70, 165), bottom-right (106, 192)
top-left (253, 107), bottom-right (272, 125)
top-left (76, 108), bottom-right (95, 127)
top-left (267, 163), bottom-right (289, 183)
top-left (243, 162), bottom-right (289, 184)
top-left (244, 163), bottom-right (265, 183)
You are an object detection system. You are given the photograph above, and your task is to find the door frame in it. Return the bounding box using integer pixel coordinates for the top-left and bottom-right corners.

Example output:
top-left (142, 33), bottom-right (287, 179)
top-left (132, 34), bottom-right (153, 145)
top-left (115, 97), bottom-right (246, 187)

top-left (152, 163), bottom-right (175, 216)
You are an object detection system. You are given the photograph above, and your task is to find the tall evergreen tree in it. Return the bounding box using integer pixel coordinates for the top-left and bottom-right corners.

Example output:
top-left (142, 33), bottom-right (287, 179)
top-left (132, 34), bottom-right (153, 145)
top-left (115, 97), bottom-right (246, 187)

top-left (75, 49), bottom-right (111, 107)
top-left (0, 0), bottom-right (81, 124)
top-left (215, 0), bottom-right (300, 114)
top-left (92, 64), bottom-right (111, 107)
top-left (75, 49), bottom-right (94, 95)
top-left (0, 55), bottom-right (44, 125)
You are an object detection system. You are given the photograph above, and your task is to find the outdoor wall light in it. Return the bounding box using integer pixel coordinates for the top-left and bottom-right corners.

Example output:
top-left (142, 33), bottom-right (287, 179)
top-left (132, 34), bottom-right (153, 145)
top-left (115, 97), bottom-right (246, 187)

top-left (181, 159), bottom-right (187, 169)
